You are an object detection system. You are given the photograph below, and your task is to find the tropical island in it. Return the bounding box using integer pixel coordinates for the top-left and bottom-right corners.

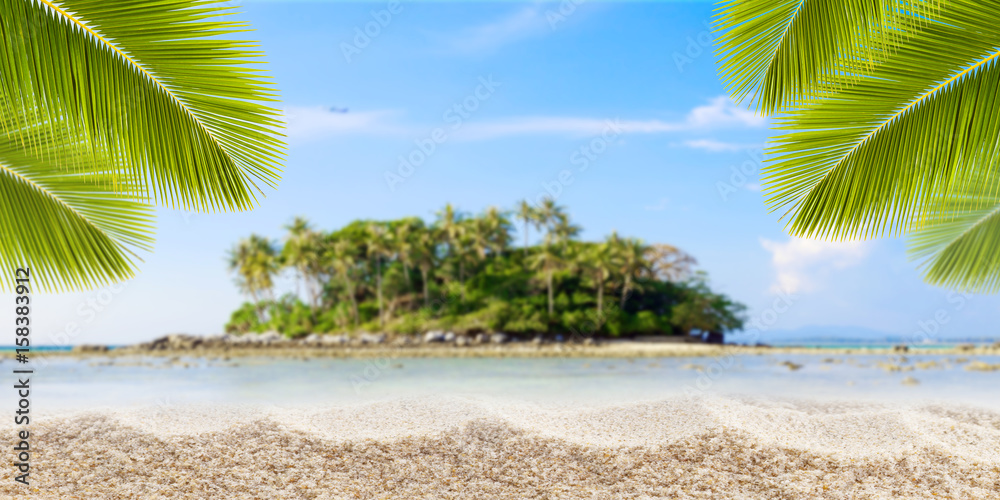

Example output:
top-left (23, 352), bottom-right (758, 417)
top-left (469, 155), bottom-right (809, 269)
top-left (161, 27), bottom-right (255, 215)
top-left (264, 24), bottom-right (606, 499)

top-left (225, 199), bottom-right (746, 342)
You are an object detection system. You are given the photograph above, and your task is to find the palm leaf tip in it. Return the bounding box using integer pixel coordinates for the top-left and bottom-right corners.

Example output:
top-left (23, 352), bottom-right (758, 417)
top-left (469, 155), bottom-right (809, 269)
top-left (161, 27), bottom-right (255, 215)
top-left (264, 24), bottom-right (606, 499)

top-left (908, 200), bottom-right (1000, 293)
top-left (0, 162), bottom-right (155, 293)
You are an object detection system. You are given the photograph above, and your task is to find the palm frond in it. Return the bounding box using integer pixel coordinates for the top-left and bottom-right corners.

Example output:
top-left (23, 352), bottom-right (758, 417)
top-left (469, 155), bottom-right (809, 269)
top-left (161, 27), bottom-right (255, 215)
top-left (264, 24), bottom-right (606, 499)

top-left (909, 194), bottom-right (1000, 293)
top-left (717, 0), bottom-right (1000, 292)
top-left (0, 129), bottom-right (154, 292)
top-left (714, 0), bottom-right (918, 114)
top-left (0, 0), bottom-right (285, 212)
top-left (759, 0), bottom-right (1000, 241)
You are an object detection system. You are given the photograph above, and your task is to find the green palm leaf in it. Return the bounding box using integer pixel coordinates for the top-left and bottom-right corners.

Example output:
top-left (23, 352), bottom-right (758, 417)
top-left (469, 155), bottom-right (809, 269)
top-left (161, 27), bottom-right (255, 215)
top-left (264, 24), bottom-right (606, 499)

top-left (0, 0), bottom-right (284, 291)
top-left (765, 5), bottom-right (1000, 240)
top-left (909, 190), bottom-right (1000, 292)
top-left (0, 0), bottom-right (284, 211)
top-left (0, 126), bottom-right (154, 292)
top-left (714, 0), bottom-right (918, 114)
top-left (716, 0), bottom-right (1000, 290)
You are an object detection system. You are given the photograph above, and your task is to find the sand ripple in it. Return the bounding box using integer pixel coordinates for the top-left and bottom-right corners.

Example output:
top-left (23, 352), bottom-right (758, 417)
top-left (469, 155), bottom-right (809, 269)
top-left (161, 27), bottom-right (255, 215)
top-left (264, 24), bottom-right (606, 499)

top-left (5, 396), bottom-right (999, 499)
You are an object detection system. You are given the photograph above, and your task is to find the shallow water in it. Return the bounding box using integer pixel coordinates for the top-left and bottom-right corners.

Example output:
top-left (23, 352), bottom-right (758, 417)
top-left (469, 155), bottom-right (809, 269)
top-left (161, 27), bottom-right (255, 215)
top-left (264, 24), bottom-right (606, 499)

top-left (15, 353), bottom-right (1000, 412)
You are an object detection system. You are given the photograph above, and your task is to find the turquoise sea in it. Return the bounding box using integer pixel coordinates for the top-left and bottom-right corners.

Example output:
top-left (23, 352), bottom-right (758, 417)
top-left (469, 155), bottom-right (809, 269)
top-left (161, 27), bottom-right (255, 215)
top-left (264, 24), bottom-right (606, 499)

top-left (11, 352), bottom-right (1000, 412)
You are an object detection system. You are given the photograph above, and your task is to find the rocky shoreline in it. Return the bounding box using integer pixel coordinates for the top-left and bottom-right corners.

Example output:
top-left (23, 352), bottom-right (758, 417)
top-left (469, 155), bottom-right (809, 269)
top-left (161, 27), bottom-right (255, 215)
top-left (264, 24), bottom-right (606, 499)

top-left (18, 331), bottom-right (1000, 360)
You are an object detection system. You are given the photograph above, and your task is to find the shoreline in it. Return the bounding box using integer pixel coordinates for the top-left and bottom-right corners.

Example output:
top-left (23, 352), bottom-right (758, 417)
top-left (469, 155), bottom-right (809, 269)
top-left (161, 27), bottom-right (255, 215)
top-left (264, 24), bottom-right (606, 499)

top-left (15, 338), bottom-right (1000, 360)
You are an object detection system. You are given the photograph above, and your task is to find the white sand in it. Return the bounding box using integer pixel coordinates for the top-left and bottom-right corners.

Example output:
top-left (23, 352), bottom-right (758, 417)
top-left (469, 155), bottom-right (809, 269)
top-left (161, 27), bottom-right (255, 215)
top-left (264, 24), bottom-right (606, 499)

top-left (5, 396), bottom-right (999, 499)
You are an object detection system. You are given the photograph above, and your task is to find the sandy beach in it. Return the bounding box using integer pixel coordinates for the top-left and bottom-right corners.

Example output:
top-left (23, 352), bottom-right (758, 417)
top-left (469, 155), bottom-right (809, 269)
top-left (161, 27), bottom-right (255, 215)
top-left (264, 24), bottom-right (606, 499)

top-left (13, 342), bottom-right (1000, 499)
top-left (6, 396), bottom-right (998, 499)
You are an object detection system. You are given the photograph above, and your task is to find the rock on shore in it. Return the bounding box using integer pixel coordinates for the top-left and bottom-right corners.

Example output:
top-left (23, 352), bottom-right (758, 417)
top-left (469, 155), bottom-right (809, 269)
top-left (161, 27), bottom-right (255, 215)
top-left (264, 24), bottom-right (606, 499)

top-left (119, 331), bottom-right (529, 352)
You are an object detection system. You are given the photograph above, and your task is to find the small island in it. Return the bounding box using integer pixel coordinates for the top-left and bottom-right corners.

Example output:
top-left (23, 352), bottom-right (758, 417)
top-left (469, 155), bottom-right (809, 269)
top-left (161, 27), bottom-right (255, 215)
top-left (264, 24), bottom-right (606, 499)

top-left (52, 198), bottom-right (1000, 360)
top-left (224, 199), bottom-right (746, 343)
top-left (56, 199), bottom-right (993, 360)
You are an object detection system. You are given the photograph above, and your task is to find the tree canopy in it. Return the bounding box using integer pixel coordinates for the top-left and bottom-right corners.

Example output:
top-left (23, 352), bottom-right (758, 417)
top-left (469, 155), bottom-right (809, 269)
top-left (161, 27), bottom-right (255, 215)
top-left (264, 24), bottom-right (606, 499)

top-left (226, 200), bottom-right (745, 338)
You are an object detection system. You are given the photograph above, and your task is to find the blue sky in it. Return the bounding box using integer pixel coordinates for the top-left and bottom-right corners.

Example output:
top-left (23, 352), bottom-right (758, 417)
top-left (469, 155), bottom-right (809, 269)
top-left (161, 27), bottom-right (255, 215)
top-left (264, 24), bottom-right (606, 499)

top-left (26, 0), bottom-right (1000, 345)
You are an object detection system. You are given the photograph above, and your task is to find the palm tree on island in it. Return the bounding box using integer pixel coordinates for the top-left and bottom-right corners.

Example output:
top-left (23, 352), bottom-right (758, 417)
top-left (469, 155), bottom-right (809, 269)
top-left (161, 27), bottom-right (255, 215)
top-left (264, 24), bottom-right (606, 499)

top-left (228, 235), bottom-right (280, 322)
top-left (225, 202), bottom-right (745, 341)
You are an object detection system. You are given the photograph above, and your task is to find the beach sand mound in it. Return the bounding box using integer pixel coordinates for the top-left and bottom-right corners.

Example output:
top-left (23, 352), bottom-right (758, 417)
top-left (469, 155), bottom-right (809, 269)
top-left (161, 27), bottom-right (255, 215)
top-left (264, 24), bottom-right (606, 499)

top-left (4, 397), bottom-right (999, 499)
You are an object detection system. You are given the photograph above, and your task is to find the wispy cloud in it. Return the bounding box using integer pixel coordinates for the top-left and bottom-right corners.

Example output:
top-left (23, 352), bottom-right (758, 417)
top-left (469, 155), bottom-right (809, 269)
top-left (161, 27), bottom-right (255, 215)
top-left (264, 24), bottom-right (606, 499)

top-left (644, 197), bottom-right (670, 212)
top-left (453, 96), bottom-right (765, 141)
top-left (283, 96), bottom-right (765, 144)
top-left (686, 96), bottom-right (765, 128)
top-left (453, 116), bottom-right (679, 141)
top-left (282, 107), bottom-right (408, 143)
top-left (683, 139), bottom-right (758, 153)
top-left (452, 6), bottom-right (548, 54)
top-left (760, 237), bottom-right (870, 294)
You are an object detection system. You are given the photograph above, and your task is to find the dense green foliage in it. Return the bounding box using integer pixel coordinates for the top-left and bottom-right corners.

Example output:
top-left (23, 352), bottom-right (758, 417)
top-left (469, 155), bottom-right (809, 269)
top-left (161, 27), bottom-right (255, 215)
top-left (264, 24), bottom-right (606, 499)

top-left (225, 200), bottom-right (745, 338)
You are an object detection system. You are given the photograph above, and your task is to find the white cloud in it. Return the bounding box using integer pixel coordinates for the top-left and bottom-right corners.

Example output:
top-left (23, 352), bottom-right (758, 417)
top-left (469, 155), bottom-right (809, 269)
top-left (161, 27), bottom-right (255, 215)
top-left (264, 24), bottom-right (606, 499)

top-left (282, 107), bottom-right (408, 143)
top-left (644, 197), bottom-right (669, 211)
top-left (444, 6), bottom-right (548, 54)
top-left (760, 237), bottom-right (869, 294)
top-left (453, 116), bottom-right (681, 141)
top-left (454, 96), bottom-right (764, 141)
top-left (282, 96), bottom-right (765, 144)
top-left (686, 96), bottom-right (766, 128)
top-left (683, 139), bottom-right (752, 152)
